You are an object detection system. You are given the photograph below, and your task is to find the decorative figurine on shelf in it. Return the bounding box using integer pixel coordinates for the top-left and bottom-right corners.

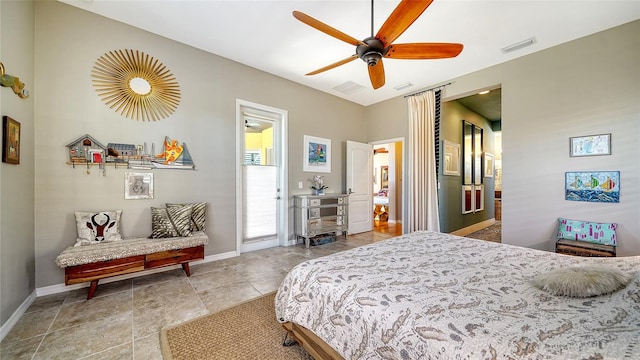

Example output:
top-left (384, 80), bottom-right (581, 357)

top-left (151, 136), bottom-right (194, 169)
top-left (310, 175), bottom-right (328, 195)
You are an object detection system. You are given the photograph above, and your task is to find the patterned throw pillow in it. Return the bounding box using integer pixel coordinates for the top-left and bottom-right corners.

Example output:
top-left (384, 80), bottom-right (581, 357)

top-left (150, 205), bottom-right (193, 238)
top-left (75, 210), bottom-right (122, 246)
top-left (167, 202), bottom-right (207, 231)
top-left (557, 217), bottom-right (617, 246)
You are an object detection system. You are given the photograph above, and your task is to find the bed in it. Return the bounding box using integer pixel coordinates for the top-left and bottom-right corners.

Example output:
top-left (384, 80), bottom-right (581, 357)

top-left (275, 231), bottom-right (640, 359)
top-left (373, 189), bottom-right (389, 221)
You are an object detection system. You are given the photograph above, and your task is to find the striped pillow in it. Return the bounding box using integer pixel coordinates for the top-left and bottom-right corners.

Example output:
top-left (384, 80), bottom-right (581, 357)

top-left (167, 202), bottom-right (207, 231)
top-left (150, 205), bottom-right (193, 238)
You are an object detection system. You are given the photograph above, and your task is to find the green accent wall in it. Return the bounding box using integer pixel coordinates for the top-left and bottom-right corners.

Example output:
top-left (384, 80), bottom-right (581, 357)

top-left (438, 101), bottom-right (496, 233)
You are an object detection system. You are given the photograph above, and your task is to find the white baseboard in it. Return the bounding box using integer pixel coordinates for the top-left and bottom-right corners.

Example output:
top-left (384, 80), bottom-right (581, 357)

top-left (36, 250), bottom-right (238, 297)
top-left (0, 290), bottom-right (36, 343)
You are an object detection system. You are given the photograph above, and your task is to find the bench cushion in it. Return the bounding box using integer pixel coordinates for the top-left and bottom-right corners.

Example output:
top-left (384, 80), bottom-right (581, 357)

top-left (557, 217), bottom-right (617, 246)
top-left (56, 232), bottom-right (208, 268)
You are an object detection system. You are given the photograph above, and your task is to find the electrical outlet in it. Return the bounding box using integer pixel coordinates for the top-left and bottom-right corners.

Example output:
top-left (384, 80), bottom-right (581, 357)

top-left (298, 181), bottom-right (303, 189)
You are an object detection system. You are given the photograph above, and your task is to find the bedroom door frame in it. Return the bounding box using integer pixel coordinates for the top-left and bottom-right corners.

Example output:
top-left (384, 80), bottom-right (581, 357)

top-left (370, 137), bottom-right (405, 235)
top-left (235, 99), bottom-right (288, 254)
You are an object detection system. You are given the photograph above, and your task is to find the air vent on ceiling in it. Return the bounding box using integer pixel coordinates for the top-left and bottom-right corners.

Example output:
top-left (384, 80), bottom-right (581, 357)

top-left (393, 82), bottom-right (414, 91)
top-left (501, 37), bottom-right (537, 54)
top-left (333, 81), bottom-right (366, 95)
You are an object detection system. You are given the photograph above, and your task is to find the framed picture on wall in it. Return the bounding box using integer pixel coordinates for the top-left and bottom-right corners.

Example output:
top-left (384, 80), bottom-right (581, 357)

top-left (565, 170), bottom-right (619, 203)
top-left (2, 116), bottom-right (20, 164)
top-left (303, 135), bottom-right (331, 173)
top-left (443, 140), bottom-right (460, 176)
top-left (570, 133), bottom-right (611, 157)
top-left (484, 152), bottom-right (494, 178)
top-left (125, 172), bottom-right (154, 199)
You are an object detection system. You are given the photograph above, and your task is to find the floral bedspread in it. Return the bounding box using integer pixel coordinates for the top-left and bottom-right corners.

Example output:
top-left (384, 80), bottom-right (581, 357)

top-left (275, 231), bottom-right (640, 359)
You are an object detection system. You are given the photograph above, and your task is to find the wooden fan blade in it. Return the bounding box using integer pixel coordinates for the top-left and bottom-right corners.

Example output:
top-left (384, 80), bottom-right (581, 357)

top-left (293, 11), bottom-right (366, 46)
top-left (306, 54), bottom-right (359, 76)
top-left (368, 60), bottom-right (385, 89)
top-left (385, 43), bottom-right (463, 59)
top-left (376, 0), bottom-right (434, 47)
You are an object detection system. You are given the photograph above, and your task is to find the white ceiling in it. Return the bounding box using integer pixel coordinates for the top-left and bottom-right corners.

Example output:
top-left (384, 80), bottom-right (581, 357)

top-left (61, 0), bottom-right (639, 106)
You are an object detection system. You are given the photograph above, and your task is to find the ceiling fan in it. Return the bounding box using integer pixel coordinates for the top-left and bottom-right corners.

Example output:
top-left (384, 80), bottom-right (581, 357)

top-left (293, 0), bottom-right (463, 89)
top-left (244, 119), bottom-right (261, 132)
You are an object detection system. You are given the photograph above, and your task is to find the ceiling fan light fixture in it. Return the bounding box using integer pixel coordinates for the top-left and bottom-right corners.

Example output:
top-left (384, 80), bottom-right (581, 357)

top-left (363, 52), bottom-right (382, 66)
top-left (356, 37), bottom-right (386, 66)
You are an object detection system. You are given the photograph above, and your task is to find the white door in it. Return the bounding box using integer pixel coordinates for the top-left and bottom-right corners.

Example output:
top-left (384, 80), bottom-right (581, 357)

top-left (236, 100), bottom-right (288, 253)
top-left (346, 141), bottom-right (373, 234)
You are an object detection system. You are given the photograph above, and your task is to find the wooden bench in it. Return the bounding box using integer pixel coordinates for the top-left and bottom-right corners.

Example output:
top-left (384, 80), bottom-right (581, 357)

top-left (555, 239), bottom-right (616, 257)
top-left (55, 232), bottom-right (208, 299)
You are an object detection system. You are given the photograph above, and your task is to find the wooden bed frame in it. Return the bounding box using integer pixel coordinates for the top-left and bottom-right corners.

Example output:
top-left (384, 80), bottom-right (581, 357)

top-left (282, 322), bottom-right (344, 360)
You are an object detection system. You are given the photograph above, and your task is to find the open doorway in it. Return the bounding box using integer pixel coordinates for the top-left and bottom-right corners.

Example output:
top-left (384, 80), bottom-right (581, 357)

top-left (236, 100), bottom-right (288, 254)
top-left (442, 87), bottom-right (502, 239)
top-left (372, 140), bottom-right (403, 236)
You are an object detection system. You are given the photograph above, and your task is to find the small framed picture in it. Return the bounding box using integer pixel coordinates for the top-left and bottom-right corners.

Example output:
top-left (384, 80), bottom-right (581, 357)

top-left (570, 133), bottom-right (611, 157)
top-left (2, 116), bottom-right (20, 164)
top-left (484, 152), bottom-right (494, 178)
top-left (443, 140), bottom-right (460, 176)
top-left (125, 172), bottom-right (154, 199)
top-left (303, 135), bottom-right (331, 173)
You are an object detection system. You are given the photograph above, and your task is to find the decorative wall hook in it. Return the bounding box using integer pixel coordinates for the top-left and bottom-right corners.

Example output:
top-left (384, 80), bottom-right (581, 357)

top-left (0, 62), bottom-right (30, 99)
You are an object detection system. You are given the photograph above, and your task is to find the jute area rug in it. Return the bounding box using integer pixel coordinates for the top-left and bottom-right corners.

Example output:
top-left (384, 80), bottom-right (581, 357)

top-left (465, 221), bottom-right (502, 243)
top-left (160, 292), bottom-right (313, 360)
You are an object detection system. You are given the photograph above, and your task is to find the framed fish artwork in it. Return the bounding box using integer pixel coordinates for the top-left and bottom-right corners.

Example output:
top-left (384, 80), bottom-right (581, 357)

top-left (565, 171), bottom-right (620, 203)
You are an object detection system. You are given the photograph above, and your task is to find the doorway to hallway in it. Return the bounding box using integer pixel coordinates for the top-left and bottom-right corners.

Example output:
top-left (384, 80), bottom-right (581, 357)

top-left (371, 139), bottom-right (404, 236)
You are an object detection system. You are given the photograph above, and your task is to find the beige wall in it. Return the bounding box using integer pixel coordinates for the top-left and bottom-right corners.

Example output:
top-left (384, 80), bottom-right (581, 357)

top-left (367, 20), bottom-right (640, 256)
top-left (0, 0), bottom-right (35, 325)
top-left (33, 1), bottom-right (365, 289)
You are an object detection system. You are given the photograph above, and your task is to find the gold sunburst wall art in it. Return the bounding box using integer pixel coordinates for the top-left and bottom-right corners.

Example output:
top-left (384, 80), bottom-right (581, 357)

top-left (91, 49), bottom-right (181, 121)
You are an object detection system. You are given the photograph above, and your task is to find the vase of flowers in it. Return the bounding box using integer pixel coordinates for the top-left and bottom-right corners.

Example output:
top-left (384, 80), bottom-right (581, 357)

top-left (310, 175), bottom-right (328, 195)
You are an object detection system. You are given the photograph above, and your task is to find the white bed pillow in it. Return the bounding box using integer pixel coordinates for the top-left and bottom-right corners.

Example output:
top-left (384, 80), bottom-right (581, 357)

top-left (532, 265), bottom-right (632, 297)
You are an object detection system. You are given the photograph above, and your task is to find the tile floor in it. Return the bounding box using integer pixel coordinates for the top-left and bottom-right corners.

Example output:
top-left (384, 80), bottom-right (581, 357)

top-left (0, 229), bottom-right (399, 360)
